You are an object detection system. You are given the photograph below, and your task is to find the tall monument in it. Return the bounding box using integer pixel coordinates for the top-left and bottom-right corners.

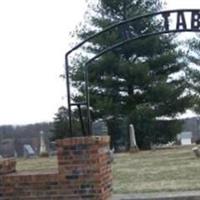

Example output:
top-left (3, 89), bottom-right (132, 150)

top-left (39, 131), bottom-right (48, 157)
top-left (129, 124), bottom-right (138, 152)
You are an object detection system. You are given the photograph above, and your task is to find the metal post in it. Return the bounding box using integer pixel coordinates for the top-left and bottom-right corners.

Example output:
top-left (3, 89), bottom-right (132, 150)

top-left (85, 64), bottom-right (92, 136)
top-left (65, 54), bottom-right (72, 137)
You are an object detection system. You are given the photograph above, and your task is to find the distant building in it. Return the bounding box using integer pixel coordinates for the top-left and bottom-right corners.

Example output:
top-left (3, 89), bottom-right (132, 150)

top-left (0, 139), bottom-right (15, 158)
top-left (178, 131), bottom-right (192, 145)
top-left (182, 117), bottom-right (200, 143)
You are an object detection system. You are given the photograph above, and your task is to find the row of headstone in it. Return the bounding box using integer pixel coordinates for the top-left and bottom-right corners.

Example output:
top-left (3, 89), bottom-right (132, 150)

top-left (92, 120), bottom-right (138, 152)
top-left (23, 130), bottom-right (48, 158)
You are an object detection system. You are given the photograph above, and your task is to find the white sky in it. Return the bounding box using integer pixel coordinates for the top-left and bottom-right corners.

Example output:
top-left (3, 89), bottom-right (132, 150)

top-left (0, 0), bottom-right (199, 125)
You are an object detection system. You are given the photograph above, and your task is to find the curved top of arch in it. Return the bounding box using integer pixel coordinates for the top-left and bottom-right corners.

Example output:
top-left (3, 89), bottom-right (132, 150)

top-left (86, 29), bottom-right (200, 66)
top-left (66, 9), bottom-right (200, 59)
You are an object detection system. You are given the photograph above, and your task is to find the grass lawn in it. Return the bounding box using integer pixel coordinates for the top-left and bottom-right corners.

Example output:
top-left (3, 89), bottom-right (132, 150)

top-left (16, 156), bottom-right (58, 171)
top-left (16, 145), bottom-right (200, 193)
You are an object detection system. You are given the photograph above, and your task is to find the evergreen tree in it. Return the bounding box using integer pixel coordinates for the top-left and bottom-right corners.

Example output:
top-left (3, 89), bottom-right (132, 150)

top-left (185, 38), bottom-right (200, 113)
top-left (71, 0), bottom-right (195, 149)
top-left (51, 107), bottom-right (83, 140)
top-left (51, 106), bottom-right (70, 140)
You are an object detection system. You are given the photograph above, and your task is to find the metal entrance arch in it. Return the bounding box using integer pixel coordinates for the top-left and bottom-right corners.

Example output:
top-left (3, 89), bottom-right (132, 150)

top-left (65, 9), bottom-right (200, 137)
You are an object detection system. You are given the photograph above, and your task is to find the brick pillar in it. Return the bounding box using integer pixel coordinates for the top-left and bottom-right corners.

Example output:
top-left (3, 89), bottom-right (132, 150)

top-left (0, 159), bottom-right (16, 175)
top-left (56, 136), bottom-right (112, 200)
top-left (0, 159), bottom-right (16, 198)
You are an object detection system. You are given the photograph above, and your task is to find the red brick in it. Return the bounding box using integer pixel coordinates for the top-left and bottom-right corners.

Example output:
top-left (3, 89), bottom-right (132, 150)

top-left (0, 136), bottom-right (112, 200)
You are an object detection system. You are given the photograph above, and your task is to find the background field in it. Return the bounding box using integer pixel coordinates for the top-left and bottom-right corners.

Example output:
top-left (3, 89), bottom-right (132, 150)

top-left (16, 145), bottom-right (200, 193)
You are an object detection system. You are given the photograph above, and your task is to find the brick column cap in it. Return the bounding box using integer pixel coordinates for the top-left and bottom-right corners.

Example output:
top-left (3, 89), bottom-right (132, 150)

top-left (0, 158), bottom-right (16, 175)
top-left (56, 136), bottom-right (110, 147)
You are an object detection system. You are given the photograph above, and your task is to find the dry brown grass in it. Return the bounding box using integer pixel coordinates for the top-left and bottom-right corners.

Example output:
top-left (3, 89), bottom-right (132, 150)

top-left (112, 145), bottom-right (200, 193)
top-left (16, 145), bottom-right (200, 193)
top-left (16, 156), bottom-right (57, 172)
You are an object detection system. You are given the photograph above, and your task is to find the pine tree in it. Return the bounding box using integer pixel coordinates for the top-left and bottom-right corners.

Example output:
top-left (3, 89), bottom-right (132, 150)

top-left (71, 0), bottom-right (195, 149)
top-left (51, 106), bottom-right (69, 140)
top-left (185, 38), bottom-right (200, 113)
top-left (51, 107), bottom-right (83, 140)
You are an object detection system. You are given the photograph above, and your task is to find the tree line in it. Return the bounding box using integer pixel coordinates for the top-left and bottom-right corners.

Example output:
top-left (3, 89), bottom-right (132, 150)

top-left (0, 123), bottom-right (53, 141)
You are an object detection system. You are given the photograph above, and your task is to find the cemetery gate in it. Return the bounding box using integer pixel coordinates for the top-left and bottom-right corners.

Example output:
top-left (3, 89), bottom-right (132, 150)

top-left (65, 9), bottom-right (200, 137)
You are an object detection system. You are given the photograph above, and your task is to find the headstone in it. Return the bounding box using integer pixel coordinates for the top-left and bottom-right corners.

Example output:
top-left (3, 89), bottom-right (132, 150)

top-left (49, 141), bottom-right (57, 156)
top-left (23, 144), bottom-right (35, 158)
top-left (39, 131), bottom-right (49, 157)
top-left (129, 124), bottom-right (138, 152)
top-left (92, 119), bottom-right (108, 135)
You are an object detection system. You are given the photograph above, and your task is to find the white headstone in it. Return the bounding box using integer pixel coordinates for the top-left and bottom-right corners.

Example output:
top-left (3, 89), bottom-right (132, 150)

top-left (23, 144), bottom-right (35, 158)
top-left (129, 124), bottom-right (138, 151)
top-left (39, 131), bottom-right (48, 155)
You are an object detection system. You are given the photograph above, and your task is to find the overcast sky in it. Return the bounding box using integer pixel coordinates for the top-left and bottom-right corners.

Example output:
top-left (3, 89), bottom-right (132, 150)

top-left (0, 0), bottom-right (199, 125)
